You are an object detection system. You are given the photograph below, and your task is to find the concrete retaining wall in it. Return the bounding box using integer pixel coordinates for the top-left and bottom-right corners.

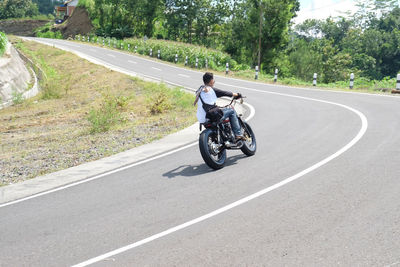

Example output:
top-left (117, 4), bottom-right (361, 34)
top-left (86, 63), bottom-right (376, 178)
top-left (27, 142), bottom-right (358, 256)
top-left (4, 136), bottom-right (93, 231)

top-left (0, 43), bottom-right (31, 108)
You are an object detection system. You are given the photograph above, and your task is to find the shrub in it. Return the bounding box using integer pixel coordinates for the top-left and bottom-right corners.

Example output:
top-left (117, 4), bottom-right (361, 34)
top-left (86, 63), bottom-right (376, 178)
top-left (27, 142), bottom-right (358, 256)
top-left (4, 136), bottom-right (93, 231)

top-left (34, 22), bottom-right (63, 39)
top-left (88, 94), bottom-right (127, 133)
top-left (0, 32), bottom-right (7, 57)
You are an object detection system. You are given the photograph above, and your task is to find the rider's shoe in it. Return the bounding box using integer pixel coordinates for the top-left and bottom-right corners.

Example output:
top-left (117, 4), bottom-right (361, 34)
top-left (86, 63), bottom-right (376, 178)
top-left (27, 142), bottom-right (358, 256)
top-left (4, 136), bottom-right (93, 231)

top-left (235, 135), bottom-right (245, 142)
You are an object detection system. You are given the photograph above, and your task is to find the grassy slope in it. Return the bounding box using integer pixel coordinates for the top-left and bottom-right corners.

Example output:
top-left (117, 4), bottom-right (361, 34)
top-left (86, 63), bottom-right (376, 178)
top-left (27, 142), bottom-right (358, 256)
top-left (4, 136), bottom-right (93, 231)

top-left (74, 37), bottom-right (398, 94)
top-left (0, 38), bottom-right (196, 185)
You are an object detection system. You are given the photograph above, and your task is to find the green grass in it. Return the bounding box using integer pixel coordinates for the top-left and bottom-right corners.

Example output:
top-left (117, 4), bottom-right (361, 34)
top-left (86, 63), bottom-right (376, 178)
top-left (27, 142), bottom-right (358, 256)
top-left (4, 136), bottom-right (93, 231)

top-left (1, 37), bottom-right (196, 183)
top-left (34, 22), bottom-right (63, 39)
top-left (0, 31), bottom-right (7, 57)
top-left (75, 34), bottom-right (241, 72)
top-left (72, 35), bottom-right (400, 94)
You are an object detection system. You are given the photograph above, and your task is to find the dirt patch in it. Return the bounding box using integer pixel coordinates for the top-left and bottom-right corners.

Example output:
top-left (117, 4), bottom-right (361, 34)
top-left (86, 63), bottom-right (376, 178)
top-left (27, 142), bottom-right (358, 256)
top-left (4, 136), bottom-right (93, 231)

top-left (55, 7), bottom-right (93, 38)
top-left (0, 20), bottom-right (49, 36)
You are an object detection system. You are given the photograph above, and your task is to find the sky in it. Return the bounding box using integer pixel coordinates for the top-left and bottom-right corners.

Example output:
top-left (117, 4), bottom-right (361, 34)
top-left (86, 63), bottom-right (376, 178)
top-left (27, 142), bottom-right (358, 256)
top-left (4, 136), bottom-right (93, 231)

top-left (294, 0), bottom-right (359, 24)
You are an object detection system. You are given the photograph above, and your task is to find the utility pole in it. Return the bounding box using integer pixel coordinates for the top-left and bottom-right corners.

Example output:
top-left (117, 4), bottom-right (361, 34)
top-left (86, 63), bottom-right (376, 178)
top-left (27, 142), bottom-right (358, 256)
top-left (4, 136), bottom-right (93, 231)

top-left (258, 1), bottom-right (263, 72)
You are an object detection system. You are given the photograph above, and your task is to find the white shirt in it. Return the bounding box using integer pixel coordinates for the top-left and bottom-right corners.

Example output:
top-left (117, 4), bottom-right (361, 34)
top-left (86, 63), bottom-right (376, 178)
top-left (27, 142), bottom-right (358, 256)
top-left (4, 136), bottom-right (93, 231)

top-left (196, 86), bottom-right (217, 123)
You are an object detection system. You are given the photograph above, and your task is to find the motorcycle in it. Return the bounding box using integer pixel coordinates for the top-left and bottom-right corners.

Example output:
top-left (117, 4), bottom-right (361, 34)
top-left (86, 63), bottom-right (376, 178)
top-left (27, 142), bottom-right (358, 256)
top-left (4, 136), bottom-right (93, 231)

top-left (199, 96), bottom-right (256, 170)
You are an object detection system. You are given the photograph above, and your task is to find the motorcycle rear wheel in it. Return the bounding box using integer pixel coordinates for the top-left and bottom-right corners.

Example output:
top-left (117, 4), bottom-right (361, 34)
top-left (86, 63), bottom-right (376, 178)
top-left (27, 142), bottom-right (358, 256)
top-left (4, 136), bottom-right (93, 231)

top-left (199, 129), bottom-right (226, 170)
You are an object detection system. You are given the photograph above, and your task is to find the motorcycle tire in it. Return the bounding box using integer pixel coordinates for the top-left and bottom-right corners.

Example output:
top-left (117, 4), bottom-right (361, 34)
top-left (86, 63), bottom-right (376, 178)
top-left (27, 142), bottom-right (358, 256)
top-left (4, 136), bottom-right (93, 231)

top-left (199, 129), bottom-right (226, 170)
top-left (240, 122), bottom-right (257, 156)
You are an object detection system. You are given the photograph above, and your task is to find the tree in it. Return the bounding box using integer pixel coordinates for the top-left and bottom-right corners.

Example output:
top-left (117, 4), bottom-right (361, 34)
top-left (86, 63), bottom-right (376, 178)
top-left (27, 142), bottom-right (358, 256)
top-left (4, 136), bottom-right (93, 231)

top-left (224, 0), bottom-right (299, 69)
top-left (0, 0), bottom-right (39, 19)
top-left (32, 0), bottom-right (62, 14)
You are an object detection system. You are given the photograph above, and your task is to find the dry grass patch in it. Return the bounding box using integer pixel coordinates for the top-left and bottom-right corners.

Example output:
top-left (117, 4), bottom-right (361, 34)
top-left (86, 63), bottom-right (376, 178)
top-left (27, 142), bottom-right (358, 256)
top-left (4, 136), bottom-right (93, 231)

top-left (0, 38), bottom-right (196, 185)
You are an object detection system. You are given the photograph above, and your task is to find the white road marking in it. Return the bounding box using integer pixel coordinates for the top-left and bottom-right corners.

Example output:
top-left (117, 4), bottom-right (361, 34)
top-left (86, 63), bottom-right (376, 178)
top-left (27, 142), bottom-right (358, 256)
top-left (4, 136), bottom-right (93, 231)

top-left (72, 90), bottom-right (368, 267)
top-left (14, 39), bottom-right (371, 266)
top-left (178, 74), bottom-right (190, 78)
top-left (128, 60), bottom-right (137, 64)
top-left (89, 49), bottom-right (96, 52)
top-left (152, 67), bottom-right (162, 71)
top-left (106, 54), bottom-right (116, 58)
top-left (0, 143), bottom-right (198, 208)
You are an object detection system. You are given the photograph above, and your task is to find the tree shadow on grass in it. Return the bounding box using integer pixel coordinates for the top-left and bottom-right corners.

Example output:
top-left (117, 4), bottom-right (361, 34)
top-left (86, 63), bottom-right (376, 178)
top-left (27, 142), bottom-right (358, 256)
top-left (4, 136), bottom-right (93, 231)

top-left (163, 154), bottom-right (247, 179)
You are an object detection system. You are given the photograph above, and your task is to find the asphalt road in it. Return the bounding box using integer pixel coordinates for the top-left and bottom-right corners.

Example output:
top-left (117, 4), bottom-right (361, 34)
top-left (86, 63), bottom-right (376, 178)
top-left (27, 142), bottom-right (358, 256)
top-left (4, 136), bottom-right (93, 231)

top-left (1, 38), bottom-right (400, 266)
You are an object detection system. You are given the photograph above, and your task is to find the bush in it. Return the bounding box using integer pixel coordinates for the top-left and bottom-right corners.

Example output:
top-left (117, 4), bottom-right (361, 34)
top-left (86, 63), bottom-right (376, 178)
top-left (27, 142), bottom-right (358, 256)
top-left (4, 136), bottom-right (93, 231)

top-left (88, 94), bottom-right (127, 133)
top-left (0, 32), bottom-right (7, 57)
top-left (76, 35), bottom-right (242, 72)
top-left (34, 22), bottom-right (63, 39)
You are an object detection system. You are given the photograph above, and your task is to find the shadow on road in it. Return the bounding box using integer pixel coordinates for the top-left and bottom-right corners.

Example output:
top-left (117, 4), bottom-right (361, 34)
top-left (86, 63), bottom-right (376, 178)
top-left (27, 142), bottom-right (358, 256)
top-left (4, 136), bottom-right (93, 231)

top-left (163, 154), bottom-right (247, 179)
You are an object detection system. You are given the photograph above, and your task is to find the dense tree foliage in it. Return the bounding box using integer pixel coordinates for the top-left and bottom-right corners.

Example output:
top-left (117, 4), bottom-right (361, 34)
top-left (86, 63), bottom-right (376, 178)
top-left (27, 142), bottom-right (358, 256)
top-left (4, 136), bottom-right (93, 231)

top-left (0, 0), bottom-right (39, 19)
top-left (32, 0), bottom-right (62, 15)
top-left (3, 0), bottom-right (399, 82)
top-left (290, 0), bottom-right (400, 81)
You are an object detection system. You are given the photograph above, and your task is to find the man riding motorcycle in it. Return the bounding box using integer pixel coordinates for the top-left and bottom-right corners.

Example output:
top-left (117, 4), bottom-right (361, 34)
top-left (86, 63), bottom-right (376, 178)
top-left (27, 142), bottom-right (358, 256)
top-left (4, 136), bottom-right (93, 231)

top-left (194, 72), bottom-right (244, 141)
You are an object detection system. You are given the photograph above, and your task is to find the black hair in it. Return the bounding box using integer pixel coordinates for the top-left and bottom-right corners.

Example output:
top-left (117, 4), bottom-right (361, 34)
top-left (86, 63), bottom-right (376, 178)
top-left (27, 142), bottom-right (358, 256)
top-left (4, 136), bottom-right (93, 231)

top-left (203, 72), bottom-right (214, 85)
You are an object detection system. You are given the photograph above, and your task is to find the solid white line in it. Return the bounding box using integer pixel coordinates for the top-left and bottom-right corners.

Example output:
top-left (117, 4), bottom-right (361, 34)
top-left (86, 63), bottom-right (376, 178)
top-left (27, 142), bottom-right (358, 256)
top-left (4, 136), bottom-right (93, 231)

top-left (106, 54), bottom-right (115, 58)
top-left (178, 74), bottom-right (190, 78)
top-left (72, 90), bottom-right (368, 267)
top-left (19, 39), bottom-right (369, 266)
top-left (152, 67), bottom-right (162, 71)
top-left (0, 143), bottom-right (197, 209)
top-left (128, 60), bottom-right (137, 64)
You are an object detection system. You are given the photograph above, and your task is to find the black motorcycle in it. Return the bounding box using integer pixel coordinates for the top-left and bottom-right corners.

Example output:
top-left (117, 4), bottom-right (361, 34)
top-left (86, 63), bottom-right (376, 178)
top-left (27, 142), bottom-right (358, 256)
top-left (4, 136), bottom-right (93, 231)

top-left (199, 96), bottom-right (256, 170)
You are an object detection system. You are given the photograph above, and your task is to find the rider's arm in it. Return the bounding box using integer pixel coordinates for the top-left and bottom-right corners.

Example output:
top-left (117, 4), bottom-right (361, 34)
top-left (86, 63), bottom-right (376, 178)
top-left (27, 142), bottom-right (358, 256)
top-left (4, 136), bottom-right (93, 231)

top-left (213, 87), bottom-right (234, 98)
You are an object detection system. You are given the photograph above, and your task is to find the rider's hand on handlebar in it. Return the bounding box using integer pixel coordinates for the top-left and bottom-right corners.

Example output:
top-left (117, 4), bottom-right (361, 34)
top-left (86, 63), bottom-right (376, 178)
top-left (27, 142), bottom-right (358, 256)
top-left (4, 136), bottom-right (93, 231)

top-left (234, 93), bottom-right (242, 100)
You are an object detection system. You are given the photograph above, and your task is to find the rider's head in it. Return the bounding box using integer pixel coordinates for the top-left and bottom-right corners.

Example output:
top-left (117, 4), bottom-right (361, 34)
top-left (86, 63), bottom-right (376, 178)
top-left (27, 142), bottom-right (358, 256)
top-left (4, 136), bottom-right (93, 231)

top-left (203, 72), bottom-right (214, 86)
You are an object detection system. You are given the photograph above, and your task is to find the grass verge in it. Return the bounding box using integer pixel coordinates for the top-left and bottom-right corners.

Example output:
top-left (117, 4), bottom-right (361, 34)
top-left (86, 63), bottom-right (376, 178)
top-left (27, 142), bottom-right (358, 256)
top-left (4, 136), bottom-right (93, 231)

top-left (0, 37), bottom-right (196, 186)
top-left (73, 36), bottom-right (399, 94)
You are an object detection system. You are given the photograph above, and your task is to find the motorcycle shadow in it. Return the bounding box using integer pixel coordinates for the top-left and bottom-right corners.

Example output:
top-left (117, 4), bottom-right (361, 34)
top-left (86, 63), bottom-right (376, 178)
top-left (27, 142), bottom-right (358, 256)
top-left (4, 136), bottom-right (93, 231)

top-left (163, 154), bottom-right (247, 179)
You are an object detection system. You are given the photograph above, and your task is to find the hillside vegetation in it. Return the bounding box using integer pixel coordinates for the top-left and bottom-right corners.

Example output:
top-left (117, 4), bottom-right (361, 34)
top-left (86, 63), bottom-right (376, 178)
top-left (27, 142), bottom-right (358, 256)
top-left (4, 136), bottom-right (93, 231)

top-left (0, 32), bottom-right (7, 56)
top-left (0, 38), bottom-right (196, 185)
top-left (76, 0), bottom-right (400, 88)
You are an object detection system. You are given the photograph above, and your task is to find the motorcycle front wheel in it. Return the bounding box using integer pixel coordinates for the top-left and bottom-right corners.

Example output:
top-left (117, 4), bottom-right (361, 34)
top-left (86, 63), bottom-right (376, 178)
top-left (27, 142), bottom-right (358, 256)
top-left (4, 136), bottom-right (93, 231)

top-left (199, 129), bottom-right (226, 170)
top-left (240, 122), bottom-right (257, 156)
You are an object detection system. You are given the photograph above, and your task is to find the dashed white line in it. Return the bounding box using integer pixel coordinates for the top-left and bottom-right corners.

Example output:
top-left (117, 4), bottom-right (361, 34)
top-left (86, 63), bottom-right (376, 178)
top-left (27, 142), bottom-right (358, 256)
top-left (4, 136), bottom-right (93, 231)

top-left (89, 49), bottom-right (96, 52)
top-left (128, 60), bottom-right (137, 64)
top-left (152, 67), bottom-right (162, 71)
top-left (106, 54), bottom-right (116, 58)
top-left (178, 74), bottom-right (190, 78)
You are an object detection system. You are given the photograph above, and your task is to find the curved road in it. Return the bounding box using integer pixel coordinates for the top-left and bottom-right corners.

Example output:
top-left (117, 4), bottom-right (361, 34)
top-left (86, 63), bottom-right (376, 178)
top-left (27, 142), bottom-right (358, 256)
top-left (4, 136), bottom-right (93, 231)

top-left (1, 38), bottom-right (400, 266)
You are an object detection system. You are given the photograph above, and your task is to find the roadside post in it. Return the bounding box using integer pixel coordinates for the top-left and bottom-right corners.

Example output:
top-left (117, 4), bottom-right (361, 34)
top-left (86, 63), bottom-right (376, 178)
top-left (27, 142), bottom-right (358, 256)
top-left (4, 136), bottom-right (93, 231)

top-left (397, 74), bottom-right (400, 90)
top-left (255, 66), bottom-right (259, 80)
top-left (313, 73), bottom-right (317, 86)
top-left (135, 46), bottom-right (137, 53)
top-left (350, 73), bottom-right (354, 89)
top-left (175, 54), bottom-right (178, 63)
top-left (128, 44), bottom-right (130, 51)
top-left (205, 58), bottom-right (208, 69)
top-left (274, 68), bottom-right (278, 83)
top-left (158, 50), bottom-right (160, 59)
top-left (185, 56), bottom-right (188, 66)
top-left (196, 58), bottom-right (198, 68)
top-left (150, 48), bottom-right (152, 57)
top-left (226, 63), bottom-right (229, 75)
top-left (391, 74), bottom-right (400, 94)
